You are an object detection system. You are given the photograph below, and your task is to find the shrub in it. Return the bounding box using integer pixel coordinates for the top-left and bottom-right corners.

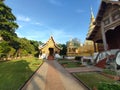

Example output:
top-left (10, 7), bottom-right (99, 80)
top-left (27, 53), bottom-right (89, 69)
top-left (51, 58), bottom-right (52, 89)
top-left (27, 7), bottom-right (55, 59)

top-left (98, 82), bottom-right (120, 90)
top-left (75, 56), bottom-right (82, 60)
top-left (103, 69), bottom-right (117, 75)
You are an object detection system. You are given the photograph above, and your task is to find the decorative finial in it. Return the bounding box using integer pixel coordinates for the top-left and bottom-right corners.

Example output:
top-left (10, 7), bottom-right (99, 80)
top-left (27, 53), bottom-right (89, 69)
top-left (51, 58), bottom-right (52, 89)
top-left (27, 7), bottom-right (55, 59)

top-left (90, 7), bottom-right (95, 19)
top-left (50, 32), bottom-right (53, 37)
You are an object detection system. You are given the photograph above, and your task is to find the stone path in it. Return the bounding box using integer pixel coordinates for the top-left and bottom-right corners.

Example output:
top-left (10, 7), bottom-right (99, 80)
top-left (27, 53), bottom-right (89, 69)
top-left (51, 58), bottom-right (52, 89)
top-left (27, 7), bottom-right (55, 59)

top-left (21, 60), bottom-right (88, 90)
top-left (65, 66), bottom-right (103, 73)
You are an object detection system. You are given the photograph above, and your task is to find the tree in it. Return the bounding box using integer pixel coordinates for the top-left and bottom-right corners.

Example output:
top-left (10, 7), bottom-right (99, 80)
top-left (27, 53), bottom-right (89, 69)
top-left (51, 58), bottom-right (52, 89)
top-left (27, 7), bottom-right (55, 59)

top-left (0, 41), bottom-right (14, 60)
top-left (0, 1), bottom-right (19, 59)
top-left (66, 38), bottom-right (81, 48)
top-left (18, 38), bottom-right (35, 56)
top-left (0, 1), bottom-right (44, 59)
top-left (59, 44), bottom-right (67, 56)
top-left (0, 1), bottom-right (18, 33)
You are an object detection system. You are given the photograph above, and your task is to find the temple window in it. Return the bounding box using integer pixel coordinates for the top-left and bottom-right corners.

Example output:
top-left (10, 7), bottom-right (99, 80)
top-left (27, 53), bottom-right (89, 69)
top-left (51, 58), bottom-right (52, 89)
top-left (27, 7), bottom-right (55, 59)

top-left (112, 10), bottom-right (120, 21)
top-left (103, 18), bottom-right (110, 25)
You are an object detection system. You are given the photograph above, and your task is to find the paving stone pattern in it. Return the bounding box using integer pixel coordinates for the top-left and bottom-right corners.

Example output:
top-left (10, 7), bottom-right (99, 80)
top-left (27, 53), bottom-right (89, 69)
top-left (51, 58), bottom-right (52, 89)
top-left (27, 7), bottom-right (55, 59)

top-left (21, 60), bottom-right (88, 90)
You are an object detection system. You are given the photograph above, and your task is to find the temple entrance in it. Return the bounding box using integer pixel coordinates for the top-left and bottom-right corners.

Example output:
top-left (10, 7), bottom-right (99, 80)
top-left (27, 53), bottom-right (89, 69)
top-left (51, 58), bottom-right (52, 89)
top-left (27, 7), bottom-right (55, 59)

top-left (106, 25), bottom-right (120, 49)
top-left (47, 48), bottom-right (54, 60)
top-left (49, 48), bottom-right (54, 55)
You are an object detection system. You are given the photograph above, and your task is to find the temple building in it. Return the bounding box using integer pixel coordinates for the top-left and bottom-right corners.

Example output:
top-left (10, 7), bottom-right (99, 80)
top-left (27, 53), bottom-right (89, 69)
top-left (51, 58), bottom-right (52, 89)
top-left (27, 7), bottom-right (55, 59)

top-left (39, 36), bottom-right (62, 60)
top-left (86, 0), bottom-right (120, 51)
top-left (67, 8), bottom-right (96, 56)
top-left (67, 39), bottom-right (78, 56)
top-left (86, 7), bottom-right (98, 52)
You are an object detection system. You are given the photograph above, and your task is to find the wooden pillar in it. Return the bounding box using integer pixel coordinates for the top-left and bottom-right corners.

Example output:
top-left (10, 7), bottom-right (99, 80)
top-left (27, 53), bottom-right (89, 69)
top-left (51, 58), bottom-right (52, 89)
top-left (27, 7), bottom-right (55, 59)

top-left (101, 21), bottom-right (108, 51)
top-left (93, 41), bottom-right (97, 52)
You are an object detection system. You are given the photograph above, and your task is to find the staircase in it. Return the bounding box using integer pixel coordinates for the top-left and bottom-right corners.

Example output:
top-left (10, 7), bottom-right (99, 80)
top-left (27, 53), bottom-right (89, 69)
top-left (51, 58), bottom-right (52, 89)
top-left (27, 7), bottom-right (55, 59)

top-left (47, 55), bottom-right (54, 60)
top-left (95, 58), bottom-right (107, 68)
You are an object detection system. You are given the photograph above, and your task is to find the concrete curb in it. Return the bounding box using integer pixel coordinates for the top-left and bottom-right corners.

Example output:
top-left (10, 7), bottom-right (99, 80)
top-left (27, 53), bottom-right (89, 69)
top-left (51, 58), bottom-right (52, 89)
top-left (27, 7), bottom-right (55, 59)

top-left (72, 73), bottom-right (91, 90)
top-left (19, 61), bottom-right (44, 90)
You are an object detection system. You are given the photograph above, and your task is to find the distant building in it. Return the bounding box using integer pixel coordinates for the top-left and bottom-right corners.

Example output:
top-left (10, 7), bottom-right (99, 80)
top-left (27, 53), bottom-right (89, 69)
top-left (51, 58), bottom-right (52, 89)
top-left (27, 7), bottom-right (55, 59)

top-left (67, 39), bottom-right (94, 56)
top-left (67, 8), bottom-right (96, 56)
top-left (67, 39), bottom-right (78, 56)
top-left (86, 7), bottom-right (103, 52)
top-left (38, 36), bottom-right (61, 60)
top-left (86, 0), bottom-right (120, 51)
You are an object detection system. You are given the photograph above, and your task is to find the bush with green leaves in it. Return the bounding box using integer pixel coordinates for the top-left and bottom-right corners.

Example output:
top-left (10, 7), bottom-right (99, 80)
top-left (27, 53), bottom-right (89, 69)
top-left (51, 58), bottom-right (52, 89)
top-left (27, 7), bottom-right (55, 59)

top-left (103, 69), bottom-right (117, 75)
top-left (0, 1), bottom-right (43, 59)
top-left (98, 82), bottom-right (120, 90)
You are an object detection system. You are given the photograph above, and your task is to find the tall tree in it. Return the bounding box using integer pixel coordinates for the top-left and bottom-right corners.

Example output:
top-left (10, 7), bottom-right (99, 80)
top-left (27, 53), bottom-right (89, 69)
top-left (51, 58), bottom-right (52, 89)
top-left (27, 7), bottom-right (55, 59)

top-left (0, 0), bottom-right (19, 59)
top-left (66, 38), bottom-right (81, 48)
top-left (0, 0), bottom-right (18, 34)
top-left (59, 44), bottom-right (67, 56)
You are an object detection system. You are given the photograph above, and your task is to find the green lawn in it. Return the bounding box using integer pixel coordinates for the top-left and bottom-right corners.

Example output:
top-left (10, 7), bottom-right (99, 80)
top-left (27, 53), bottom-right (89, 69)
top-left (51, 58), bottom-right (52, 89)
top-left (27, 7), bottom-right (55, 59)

top-left (74, 72), bottom-right (119, 89)
top-left (0, 57), bottom-right (43, 90)
top-left (59, 60), bottom-right (83, 68)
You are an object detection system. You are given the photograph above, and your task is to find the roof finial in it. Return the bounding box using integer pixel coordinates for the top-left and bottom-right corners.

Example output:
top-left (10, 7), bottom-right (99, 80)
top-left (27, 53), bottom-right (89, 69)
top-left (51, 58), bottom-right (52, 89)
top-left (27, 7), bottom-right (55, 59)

top-left (91, 7), bottom-right (95, 19)
top-left (50, 32), bottom-right (53, 38)
top-left (87, 6), bottom-right (95, 37)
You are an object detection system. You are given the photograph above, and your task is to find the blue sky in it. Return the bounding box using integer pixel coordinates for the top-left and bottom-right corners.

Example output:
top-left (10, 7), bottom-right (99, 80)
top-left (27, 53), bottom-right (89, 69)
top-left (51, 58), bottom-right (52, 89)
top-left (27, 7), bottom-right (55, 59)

top-left (5, 0), bottom-right (101, 44)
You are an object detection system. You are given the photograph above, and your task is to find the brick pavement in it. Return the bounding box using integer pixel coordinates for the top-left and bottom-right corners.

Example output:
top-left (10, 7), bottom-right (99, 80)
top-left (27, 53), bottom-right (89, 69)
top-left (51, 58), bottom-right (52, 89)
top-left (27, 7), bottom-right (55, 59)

top-left (21, 60), bottom-right (88, 90)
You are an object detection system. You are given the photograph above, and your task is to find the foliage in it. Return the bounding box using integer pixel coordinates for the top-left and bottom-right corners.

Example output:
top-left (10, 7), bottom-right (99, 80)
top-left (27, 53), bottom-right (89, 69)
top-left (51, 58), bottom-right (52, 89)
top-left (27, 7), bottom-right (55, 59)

top-left (0, 1), bottom-right (41, 58)
top-left (30, 40), bottom-right (39, 50)
top-left (0, 1), bottom-right (18, 33)
top-left (0, 41), bottom-right (13, 59)
top-left (59, 61), bottom-right (82, 68)
top-left (0, 57), bottom-right (43, 90)
top-left (59, 44), bottom-right (67, 55)
top-left (98, 82), bottom-right (120, 90)
top-left (0, 1), bottom-right (19, 59)
top-left (19, 38), bottom-right (35, 54)
top-left (75, 56), bottom-right (82, 60)
top-left (0, 35), bottom-right (39, 59)
top-left (66, 38), bottom-right (81, 48)
top-left (103, 69), bottom-right (117, 75)
top-left (30, 40), bottom-right (41, 57)
top-left (74, 72), bottom-right (118, 89)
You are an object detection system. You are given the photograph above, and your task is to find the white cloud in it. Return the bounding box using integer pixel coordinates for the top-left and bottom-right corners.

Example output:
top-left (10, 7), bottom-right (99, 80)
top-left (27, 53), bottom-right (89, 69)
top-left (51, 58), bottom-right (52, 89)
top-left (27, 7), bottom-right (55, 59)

top-left (16, 18), bottom-right (71, 43)
top-left (49, 0), bottom-right (62, 6)
top-left (32, 22), bottom-right (43, 26)
top-left (17, 15), bottom-right (31, 22)
top-left (16, 26), bottom-right (72, 44)
top-left (18, 24), bottom-right (23, 28)
top-left (47, 28), bottom-right (72, 43)
top-left (76, 9), bottom-right (85, 13)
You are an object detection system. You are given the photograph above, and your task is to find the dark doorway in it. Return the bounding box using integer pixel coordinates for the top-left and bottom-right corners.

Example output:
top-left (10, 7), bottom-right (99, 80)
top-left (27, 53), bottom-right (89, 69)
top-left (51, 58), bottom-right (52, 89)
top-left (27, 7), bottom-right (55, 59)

top-left (48, 48), bottom-right (54, 60)
top-left (106, 25), bottom-right (120, 49)
top-left (49, 48), bottom-right (54, 56)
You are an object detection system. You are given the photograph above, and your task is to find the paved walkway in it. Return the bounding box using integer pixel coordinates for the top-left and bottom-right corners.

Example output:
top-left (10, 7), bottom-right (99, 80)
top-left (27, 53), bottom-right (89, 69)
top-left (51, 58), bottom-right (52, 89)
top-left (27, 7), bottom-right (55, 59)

top-left (66, 66), bottom-right (103, 73)
top-left (21, 60), bottom-right (88, 90)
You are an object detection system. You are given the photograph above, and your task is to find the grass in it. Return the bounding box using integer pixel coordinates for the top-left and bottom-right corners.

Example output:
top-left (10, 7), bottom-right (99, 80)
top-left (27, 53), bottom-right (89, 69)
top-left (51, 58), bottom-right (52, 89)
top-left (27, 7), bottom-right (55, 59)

top-left (59, 60), bottom-right (83, 68)
top-left (0, 57), bottom-right (43, 90)
top-left (63, 62), bottom-right (82, 68)
top-left (102, 69), bottom-right (117, 75)
top-left (74, 72), bottom-right (119, 89)
top-left (58, 59), bottom-right (73, 63)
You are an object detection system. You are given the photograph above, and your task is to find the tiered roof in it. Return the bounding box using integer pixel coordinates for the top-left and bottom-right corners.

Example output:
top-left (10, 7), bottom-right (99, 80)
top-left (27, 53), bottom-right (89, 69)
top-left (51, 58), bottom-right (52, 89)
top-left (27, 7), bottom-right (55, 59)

top-left (39, 36), bottom-right (62, 50)
top-left (86, 0), bottom-right (120, 41)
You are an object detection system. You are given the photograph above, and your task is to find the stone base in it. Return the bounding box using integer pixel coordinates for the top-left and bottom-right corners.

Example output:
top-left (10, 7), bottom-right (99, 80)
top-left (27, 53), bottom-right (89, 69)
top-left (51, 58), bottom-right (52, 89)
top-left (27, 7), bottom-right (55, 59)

top-left (47, 55), bottom-right (54, 60)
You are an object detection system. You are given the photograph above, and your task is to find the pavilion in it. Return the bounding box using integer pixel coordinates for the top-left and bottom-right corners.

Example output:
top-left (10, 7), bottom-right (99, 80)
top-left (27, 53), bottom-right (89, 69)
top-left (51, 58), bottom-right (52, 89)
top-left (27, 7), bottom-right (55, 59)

top-left (39, 36), bottom-right (62, 60)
